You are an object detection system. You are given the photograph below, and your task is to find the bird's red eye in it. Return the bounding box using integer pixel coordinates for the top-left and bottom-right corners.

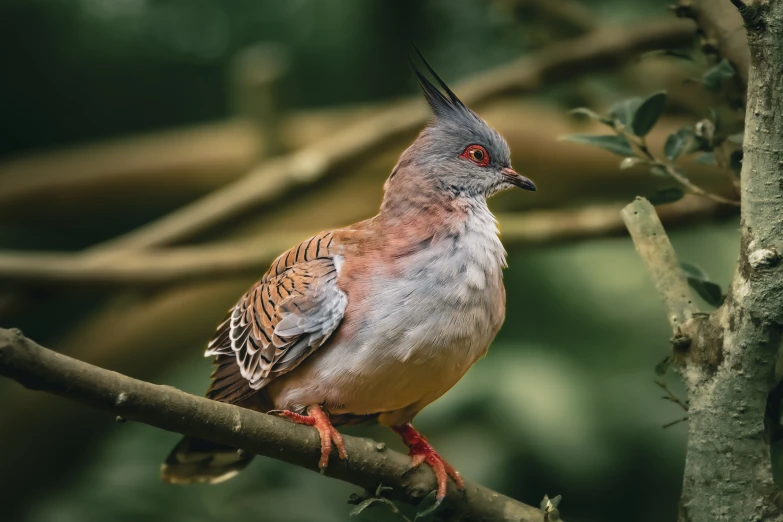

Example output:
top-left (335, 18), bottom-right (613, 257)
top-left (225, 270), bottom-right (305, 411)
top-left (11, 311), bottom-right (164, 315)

top-left (460, 145), bottom-right (490, 166)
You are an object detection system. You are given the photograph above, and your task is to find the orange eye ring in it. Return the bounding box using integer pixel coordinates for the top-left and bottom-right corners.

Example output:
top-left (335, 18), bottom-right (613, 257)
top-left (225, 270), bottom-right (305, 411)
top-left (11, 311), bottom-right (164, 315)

top-left (460, 144), bottom-right (490, 166)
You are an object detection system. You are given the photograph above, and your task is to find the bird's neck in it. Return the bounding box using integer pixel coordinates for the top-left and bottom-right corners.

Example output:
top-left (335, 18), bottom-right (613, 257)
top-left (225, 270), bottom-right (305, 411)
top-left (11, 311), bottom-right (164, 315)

top-left (378, 181), bottom-right (492, 238)
top-left (377, 158), bottom-right (499, 243)
top-left (374, 186), bottom-right (505, 275)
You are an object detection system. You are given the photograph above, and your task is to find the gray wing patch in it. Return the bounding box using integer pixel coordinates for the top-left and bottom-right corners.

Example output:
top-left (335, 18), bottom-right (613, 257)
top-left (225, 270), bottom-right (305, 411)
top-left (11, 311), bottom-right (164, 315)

top-left (204, 256), bottom-right (347, 391)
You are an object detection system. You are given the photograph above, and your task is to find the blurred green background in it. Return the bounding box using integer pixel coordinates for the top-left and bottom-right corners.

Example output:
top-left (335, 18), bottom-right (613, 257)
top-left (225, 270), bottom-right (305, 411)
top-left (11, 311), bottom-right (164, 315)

top-left (0, 1), bottom-right (744, 521)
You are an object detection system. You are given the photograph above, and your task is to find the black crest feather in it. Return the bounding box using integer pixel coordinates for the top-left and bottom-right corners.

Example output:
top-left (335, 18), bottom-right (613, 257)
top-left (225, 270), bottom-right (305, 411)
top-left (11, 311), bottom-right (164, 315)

top-left (409, 44), bottom-right (470, 120)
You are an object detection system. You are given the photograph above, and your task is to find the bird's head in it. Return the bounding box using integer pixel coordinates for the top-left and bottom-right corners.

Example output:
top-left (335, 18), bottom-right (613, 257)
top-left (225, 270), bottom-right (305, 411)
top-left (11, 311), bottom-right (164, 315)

top-left (388, 49), bottom-right (536, 201)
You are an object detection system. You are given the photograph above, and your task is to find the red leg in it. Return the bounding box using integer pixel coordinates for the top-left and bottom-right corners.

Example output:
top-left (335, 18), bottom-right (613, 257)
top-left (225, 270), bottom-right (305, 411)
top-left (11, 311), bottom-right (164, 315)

top-left (393, 423), bottom-right (464, 501)
top-left (271, 405), bottom-right (347, 468)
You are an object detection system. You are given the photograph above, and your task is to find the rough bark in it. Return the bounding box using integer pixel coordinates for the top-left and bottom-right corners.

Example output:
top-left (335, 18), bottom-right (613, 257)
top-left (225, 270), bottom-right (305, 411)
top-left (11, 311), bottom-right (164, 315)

top-left (679, 3), bottom-right (783, 520)
top-left (625, 2), bottom-right (783, 521)
top-left (676, 3), bottom-right (783, 520)
top-left (0, 328), bottom-right (545, 522)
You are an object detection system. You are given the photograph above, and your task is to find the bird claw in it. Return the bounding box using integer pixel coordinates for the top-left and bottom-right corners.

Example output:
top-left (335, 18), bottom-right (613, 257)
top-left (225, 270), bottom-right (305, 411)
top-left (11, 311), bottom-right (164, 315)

top-left (271, 406), bottom-right (347, 469)
top-left (408, 453), bottom-right (427, 470)
top-left (393, 423), bottom-right (464, 501)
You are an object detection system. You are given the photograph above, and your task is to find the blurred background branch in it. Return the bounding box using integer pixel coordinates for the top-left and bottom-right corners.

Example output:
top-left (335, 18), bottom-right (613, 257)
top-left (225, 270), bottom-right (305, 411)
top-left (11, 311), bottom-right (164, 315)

top-left (0, 198), bottom-right (733, 287)
top-left (83, 18), bottom-right (696, 255)
top-left (673, 0), bottom-right (750, 102)
top-left (496, 0), bottom-right (597, 37)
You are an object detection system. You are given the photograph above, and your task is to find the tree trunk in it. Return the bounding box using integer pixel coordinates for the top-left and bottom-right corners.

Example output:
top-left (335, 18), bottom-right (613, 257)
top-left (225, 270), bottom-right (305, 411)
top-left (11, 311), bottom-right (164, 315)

top-left (679, 2), bottom-right (783, 520)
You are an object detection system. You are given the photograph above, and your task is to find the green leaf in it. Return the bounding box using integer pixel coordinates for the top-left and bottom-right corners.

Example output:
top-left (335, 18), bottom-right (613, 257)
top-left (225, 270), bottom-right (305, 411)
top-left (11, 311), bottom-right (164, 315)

top-left (681, 261), bottom-right (709, 280)
top-left (688, 279), bottom-right (726, 307)
top-left (694, 152), bottom-right (717, 165)
top-left (415, 491), bottom-right (442, 520)
top-left (540, 494), bottom-right (563, 510)
top-left (569, 107), bottom-right (613, 125)
top-left (681, 261), bottom-right (725, 307)
top-left (350, 497), bottom-right (391, 517)
top-left (702, 59), bottom-right (736, 92)
top-left (664, 128), bottom-right (696, 160)
top-left (609, 97), bottom-right (643, 128)
top-left (559, 134), bottom-right (635, 156)
top-left (648, 187), bottom-right (685, 205)
top-left (632, 91), bottom-right (667, 137)
top-left (655, 356), bottom-right (673, 376)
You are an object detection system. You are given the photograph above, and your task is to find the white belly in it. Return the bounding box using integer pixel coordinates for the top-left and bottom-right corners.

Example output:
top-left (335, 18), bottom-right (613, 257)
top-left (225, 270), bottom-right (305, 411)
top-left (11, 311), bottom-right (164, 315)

top-left (268, 207), bottom-right (507, 423)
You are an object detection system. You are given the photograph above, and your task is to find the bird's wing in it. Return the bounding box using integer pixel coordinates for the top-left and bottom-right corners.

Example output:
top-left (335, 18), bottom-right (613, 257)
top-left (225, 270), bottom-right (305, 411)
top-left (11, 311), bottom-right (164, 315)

top-left (204, 231), bottom-right (347, 402)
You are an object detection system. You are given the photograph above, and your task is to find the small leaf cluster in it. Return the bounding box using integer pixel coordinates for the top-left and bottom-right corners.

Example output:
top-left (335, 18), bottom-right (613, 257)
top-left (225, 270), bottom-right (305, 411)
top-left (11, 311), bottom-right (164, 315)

top-left (563, 91), bottom-right (666, 158)
top-left (699, 59), bottom-right (738, 93)
top-left (664, 108), bottom-right (742, 178)
top-left (541, 494), bottom-right (563, 522)
top-left (562, 91), bottom-right (690, 205)
top-left (562, 82), bottom-right (742, 206)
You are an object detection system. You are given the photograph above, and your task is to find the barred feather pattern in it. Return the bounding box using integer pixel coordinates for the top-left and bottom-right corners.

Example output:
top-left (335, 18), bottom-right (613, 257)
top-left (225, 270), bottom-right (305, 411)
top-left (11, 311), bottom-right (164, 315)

top-left (204, 230), bottom-right (347, 401)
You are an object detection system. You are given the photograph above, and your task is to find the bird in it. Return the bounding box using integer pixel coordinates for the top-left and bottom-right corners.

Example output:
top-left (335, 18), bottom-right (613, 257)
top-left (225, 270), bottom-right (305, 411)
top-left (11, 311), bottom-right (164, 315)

top-left (161, 49), bottom-right (536, 502)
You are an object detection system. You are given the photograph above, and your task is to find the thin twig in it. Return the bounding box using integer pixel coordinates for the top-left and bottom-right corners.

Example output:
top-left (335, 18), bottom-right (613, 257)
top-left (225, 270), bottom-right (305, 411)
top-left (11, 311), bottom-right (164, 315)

top-left (662, 416), bottom-right (690, 429)
top-left (655, 379), bottom-right (689, 411)
top-left (659, 160), bottom-right (740, 207)
top-left (624, 131), bottom-right (740, 207)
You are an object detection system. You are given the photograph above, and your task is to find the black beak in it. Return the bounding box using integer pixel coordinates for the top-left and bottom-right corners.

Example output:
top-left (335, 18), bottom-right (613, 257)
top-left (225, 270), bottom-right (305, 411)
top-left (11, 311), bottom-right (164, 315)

top-left (502, 167), bottom-right (537, 192)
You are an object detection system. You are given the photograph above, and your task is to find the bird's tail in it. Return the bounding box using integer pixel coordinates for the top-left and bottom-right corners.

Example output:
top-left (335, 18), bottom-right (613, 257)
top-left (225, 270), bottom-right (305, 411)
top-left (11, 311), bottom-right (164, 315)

top-left (161, 436), bottom-right (253, 484)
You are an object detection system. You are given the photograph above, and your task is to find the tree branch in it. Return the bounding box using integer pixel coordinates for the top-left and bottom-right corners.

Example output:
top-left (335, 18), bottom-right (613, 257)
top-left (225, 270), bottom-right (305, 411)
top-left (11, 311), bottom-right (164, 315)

top-left (0, 106), bottom-right (723, 222)
top-left (0, 328), bottom-right (545, 522)
top-left (494, 0), bottom-right (598, 39)
top-left (621, 197), bottom-right (698, 331)
top-left (0, 121), bottom-right (261, 221)
top-left (674, 0), bottom-right (751, 99)
top-left (0, 198), bottom-right (733, 287)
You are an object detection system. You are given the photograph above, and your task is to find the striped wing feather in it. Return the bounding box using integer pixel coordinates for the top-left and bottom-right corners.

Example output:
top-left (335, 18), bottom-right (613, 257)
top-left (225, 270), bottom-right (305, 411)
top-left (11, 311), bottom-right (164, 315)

top-left (205, 232), bottom-right (346, 403)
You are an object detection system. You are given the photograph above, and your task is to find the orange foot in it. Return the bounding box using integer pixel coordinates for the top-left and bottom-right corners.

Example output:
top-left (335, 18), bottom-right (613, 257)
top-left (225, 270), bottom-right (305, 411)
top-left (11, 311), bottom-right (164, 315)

top-left (393, 423), bottom-right (464, 501)
top-left (271, 405), bottom-right (347, 469)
